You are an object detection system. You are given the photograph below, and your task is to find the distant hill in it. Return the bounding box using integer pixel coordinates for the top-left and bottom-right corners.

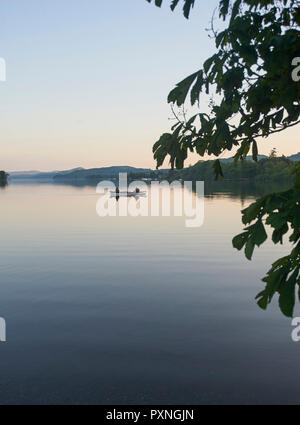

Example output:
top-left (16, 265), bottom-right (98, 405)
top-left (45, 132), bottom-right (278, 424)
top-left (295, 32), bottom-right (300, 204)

top-left (53, 166), bottom-right (153, 182)
top-left (9, 168), bottom-right (84, 180)
top-left (9, 170), bottom-right (41, 177)
top-left (288, 152), bottom-right (300, 161)
top-left (220, 154), bottom-right (268, 163)
top-left (220, 153), bottom-right (300, 162)
top-left (8, 166), bottom-right (153, 182)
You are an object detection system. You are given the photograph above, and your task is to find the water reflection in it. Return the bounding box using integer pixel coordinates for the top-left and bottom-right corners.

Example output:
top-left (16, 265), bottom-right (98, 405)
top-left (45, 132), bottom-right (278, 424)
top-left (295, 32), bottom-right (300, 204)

top-left (202, 180), bottom-right (291, 199)
top-left (0, 181), bottom-right (298, 404)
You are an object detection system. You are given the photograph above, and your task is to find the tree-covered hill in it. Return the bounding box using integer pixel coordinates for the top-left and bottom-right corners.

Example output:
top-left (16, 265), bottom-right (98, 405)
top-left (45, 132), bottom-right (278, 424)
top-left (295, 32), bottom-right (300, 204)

top-left (170, 157), bottom-right (296, 184)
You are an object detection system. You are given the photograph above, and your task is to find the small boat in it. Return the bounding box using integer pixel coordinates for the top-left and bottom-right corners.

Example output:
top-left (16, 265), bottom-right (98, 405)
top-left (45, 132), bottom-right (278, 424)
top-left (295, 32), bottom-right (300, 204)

top-left (110, 191), bottom-right (147, 198)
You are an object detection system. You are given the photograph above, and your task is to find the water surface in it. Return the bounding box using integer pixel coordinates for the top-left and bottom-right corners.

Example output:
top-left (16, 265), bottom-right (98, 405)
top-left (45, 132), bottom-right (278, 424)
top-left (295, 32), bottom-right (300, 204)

top-left (0, 182), bottom-right (299, 405)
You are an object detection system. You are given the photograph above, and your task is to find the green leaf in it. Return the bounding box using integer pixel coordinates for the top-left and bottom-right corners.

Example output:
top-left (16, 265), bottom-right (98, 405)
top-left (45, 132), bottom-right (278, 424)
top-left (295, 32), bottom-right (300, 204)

top-left (183, 0), bottom-right (195, 19)
top-left (251, 220), bottom-right (268, 247)
top-left (168, 71), bottom-right (199, 106)
top-left (145, 0), bottom-right (163, 7)
top-left (257, 293), bottom-right (268, 310)
top-left (203, 54), bottom-right (217, 74)
top-left (170, 0), bottom-right (180, 10)
top-left (213, 159), bottom-right (224, 180)
top-left (190, 71), bottom-right (203, 105)
top-left (242, 200), bottom-right (262, 225)
top-left (232, 232), bottom-right (248, 251)
top-left (279, 269), bottom-right (299, 318)
top-left (219, 0), bottom-right (230, 19)
top-left (252, 140), bottom-right (258, 162)
top-left (245, 239), bottom-right (255, 260)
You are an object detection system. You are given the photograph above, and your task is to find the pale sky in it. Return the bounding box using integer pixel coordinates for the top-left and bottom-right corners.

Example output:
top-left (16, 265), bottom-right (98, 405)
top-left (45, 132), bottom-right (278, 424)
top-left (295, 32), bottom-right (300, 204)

top-left (0, 0), bottom-right (299, 171)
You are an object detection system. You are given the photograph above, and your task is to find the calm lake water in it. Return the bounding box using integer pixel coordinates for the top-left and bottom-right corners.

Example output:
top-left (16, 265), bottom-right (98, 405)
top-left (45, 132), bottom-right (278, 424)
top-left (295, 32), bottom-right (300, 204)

top-left (0, 182), bottom-right (300, 405)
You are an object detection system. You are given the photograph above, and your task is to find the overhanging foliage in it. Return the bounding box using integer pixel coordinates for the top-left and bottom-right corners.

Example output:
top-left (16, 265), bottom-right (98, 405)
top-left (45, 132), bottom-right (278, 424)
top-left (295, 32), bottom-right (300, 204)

top-left (146, 0), bottom-right (300, 316)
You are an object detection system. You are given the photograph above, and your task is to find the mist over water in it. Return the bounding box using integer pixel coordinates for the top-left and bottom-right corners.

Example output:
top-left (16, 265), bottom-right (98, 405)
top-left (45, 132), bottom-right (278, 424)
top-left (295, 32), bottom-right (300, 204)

top-left (0, 182), bottom-right (299, 405)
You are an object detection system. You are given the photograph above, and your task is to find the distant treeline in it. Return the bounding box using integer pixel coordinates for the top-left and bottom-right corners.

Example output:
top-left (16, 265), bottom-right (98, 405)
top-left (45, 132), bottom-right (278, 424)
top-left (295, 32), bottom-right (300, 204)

top-left (167, 157), bottom-right (296, 183)
top-left (85, 170), bottom-right (169, 184)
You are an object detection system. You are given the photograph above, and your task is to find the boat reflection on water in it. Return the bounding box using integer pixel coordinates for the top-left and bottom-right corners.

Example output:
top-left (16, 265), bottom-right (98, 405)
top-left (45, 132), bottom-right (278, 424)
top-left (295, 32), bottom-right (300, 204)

top-left (110, 189), bottom-right (147, 202)
top-left (110, 190), bottom-right (147, 200)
